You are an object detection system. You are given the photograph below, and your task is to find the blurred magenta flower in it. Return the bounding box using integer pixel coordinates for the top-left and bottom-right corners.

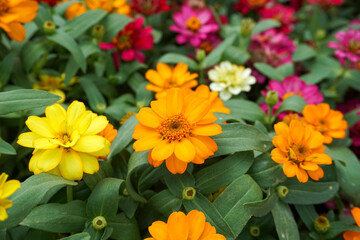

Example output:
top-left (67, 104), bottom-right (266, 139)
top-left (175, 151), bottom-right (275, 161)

top-left (259, 4), bottom-right (296, 34)
top-left (169, 4), bottom-right (219, 47)
top-left (100, 17), bottom-right (153, 69)
top-left (307, 0), bottom-right (343, 6)
top-left (131, 0), bottom-right (170, 16)
top-left (233, 0), bottom-right (271, 14)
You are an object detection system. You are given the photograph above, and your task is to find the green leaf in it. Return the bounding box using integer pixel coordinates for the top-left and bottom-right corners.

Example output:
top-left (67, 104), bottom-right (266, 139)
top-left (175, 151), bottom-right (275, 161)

top-left (272, 201), bottom-right (300, 240)
top-left (21, 201), bottom-right (87, 233)
top-left (275, 95), bottom-right (306, 117)
top-left (183, 193), bottom-right (235, 239)
top-left (83, 161), bottom-right (114, 190)
top-left (254, 63), bottom-right (285, 81)
top-left (195, 151), bottom-right (254, 195)
top-left (213, 175), bottom-right (263, 237)
top-left (292, 44), bottom-right (316, 62)
top-left (244, 190), bottom-right (279, 217)
top-left (21, 40), bottom-right (48, 72)
top-left (60, 233), bottom-right (91, 240)
top-left (164, 170), bottom-right (195, 198)
top-left (248, 152), bottom-right (286, 188)
top-left (308, 6), bottom-right (327, 40)
top-left (79, 75), bottom-right (107, 113)
top-left (86, 178), bottom-right (124, 219)
top-left (109, 116), bottom-right (138, 159)
top-left (324, 221), bottom-right (360, 239)
top-left (47, 30), bottom-right (86, 72)
top-left (223, 46), bottom-right (250, 65)
top-left (225, 99), bottom-right (266, 122)
top-left (294, 205), bottom-right (318, 231)
top-left (344, 108), bottom-right (360, 127)
top-left (148, 190), bottom-right (182, 216)
top-left (64, 57), bottom-right (79, 86)
top-left (301, 55), bottom-right (340, 85)
top-left (201, 34), bottom-right (236, 69)
top-left (62, 10), bottom-right (108, 39)
top-left (108, 213), bottom-right (141, 240)
top-left (102, 13), bottom-right (132, 42)
top-left (344, 69), bottom-right (360, 91)
top-left (212, 123), bottom-right (272, 156)
top-left (282, 179), bottom-right (339, 205)
top-left (276, 63), bottom-right (294, 78)
top-left (0, 139), bottom-right (16, 155)
top-left (157, 53), bottom-right (199, 70)
top-left (252, 20), bottom-right (281, 35)
top-left (0, 173), bottom-right (76, 229)
top-left (0, 52), bottom-right (16, 87)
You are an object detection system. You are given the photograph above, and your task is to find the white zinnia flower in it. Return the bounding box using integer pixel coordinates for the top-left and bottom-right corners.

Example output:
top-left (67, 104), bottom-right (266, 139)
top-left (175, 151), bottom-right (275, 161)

top-left (208, 61), bottom-right (256, 101)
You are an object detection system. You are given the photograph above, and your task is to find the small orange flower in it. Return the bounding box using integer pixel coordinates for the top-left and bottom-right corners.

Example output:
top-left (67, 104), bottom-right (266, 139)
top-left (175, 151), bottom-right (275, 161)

top-left (145, 62), bottom-right (198, 99)
top-left (282, 113), bottom-right (300, 125)
top-left (302, 103), bottom-right (348, 144)
top-left (271, 119), bottom-right (332, 183)
top-left (132, 88), bottom-right (222, 174)
top-left (120, 112), bottom-right (135, 125)
top-left (65, 2), bottom-right (87, 20)
top-left (145, 210), bottom-right (226, 240)
top-left (343, 207), bottom-right (360, 240)
top-left (97, 123), bottom-right (117, 159)
top-left (0, 0), bottom-right (39, 42)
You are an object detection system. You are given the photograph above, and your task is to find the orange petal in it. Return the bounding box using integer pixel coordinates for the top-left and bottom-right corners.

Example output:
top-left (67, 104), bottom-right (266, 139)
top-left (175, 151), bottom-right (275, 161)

top-left (165, 155), bottom-right (188, 174)
top-left (300, 162), bottom-right (319, 171)
top-left (201, 234), bottom-right (227, 240)
top-left (289, 120), bottom-right (304, 144)
top-left (199, 222), bottom-right (217, 239)
top-left (185, 100), bottom-right (211, 124)
top-left (174, 138), bottom-right (195, 162)
top-left (351, 207), bottom-right (360, 228)
top-left (296, 167), bottom-right (309, 183)
top-left (307, 167), bottom-right (324, 181)
top-left (150, 98), bottom-right (167, 118)
top-left (133, 133), bottom-right (162, 151)
top-left (305, 153), bottom-right (332, 165)
top-left (274, 122), bottom-right (289, 139)
top-left (187, 210), bottom-right (206, 240)
top-left (283, 161), bottom-right (297, 177)
top-left (189, 136), bottom-right (214, 159)
top-left (167, 211), bottom-right (189, 240)
top-left (193, 135), bottom-right (218, 152)
top-left (166, 88), bottom-right (183, 115)
top-left (136, 107), bottom-right (161, 128)
top-left (307, 130), bottom-right (324, 149)
top-left (192, 124), bottom-right (222, 136)
top-left (132, 124), bottom-right (156, 140)
top-left (156, 63), bottom-right (172, 82)
top-left (271, 148), bottom-right (289, 164)
top-left (148, 151), bottom-right (164, 167)
top-left (148, 220), bottom-right (168, 240)
top-left (151, 140), bottom-right (175, 161)
top-left (145, 69), bottom-right (165, 87)
top-left (343, 231), bottom-right (360, 240)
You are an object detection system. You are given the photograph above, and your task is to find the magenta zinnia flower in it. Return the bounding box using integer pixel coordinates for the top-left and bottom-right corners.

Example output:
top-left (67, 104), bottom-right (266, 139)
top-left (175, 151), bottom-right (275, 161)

top-left (328, 28), bottom-right (360, 65)
top-left (169, 4), bottom-right (219, 47)
top-left (307, 0), bottom-right (343, 6)
top-left (258, 4), bottom-right (296, 34)
top-left (260, 76), bottom-right (324, 118)
top-left (99, 17), bottom-right (153, 69)
top-left (233, 0), bottom-right (271, 14)
top-left (131, 0), bottom-right (170, 16)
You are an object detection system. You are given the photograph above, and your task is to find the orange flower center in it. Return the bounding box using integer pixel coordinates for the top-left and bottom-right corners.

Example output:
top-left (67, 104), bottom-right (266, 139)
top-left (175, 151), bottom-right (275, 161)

top-left (114, 30), bottom-right (132, 50)
top-left (248, 0), bottom-right (266, 7)
top-left (316, 119), bottom-right (328, 134)
top-left (289, 143), bottom-right (311, 162)
top-left (200, 41), bottom-right (213, 53)
top-left (0, 0), bottom-right (9, 14)
top-left (283, 92), bottom-right (303, 100)
top-left (159, 114), bottom-right (191, 142)
top-left (186, 16), bottom-right (201, 32)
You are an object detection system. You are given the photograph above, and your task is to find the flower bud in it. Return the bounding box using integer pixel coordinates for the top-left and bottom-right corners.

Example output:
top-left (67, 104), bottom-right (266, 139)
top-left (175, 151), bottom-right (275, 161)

top-left (196, 49), bottom-right (206, 62)
top-left (276, 185), bottom-right (289, 198)
top-left (249, 225), bottom-right (260, 237)
top-left (315, 29), bottom-right (326, 41)
top-left (241, 18), bottom-right (255, 37)
top-left (182, 187), bottom-right (196, 200)
top-left (92, 25), bottom-right (105, 40)
top-left (314, 216), bottom-right (330, 233)
top-left (123, 187), bottom-right (129, 196)
top-left (265, 91), bottom-right (279, 108)
top-left (92, 216), bottom-right (107, 230)
top-left (43, 21), bottom-right (56, 35)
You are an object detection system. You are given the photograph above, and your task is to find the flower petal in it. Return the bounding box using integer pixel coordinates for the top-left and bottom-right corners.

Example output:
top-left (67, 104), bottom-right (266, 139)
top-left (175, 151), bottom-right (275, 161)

top-left (192, 124), bottom-right (222, 136)
top-left (151, 140), bottom-right (175, 161)
top-left (187, 210), bottom-right (206, 240)
top-left (133, 133), bottom-right (162, 152)
top-left (136, 107), bottom-right (161, 128)
top-left (174, 138), bottom-right (195, 162)
top-left (45, 103), bottom-right (66, 133)
top-left (37, 148), bottom-right (64, 172)
top-left (165, 154), bottom-right (188, 174)
top-left (148, 221), bottom-right (168, 240)
top-left (1, 180), bottom-right (20, 199)
top-left (283, 161), bottom-right (297, 177)
top-left (167, 211), bottom-right (189, 240)
top-left (78, 153), bottom-right (99, 174)
top-left (17, 132), bottom-right (42, 148)
top-left (59, 150), bottom-right (83, 181)
top-left (72, 135), bottom-right (107, 153)
top-left (26, 116), bottom-right (55, 138)
top-left (85, 115), bottom-right (109, 135)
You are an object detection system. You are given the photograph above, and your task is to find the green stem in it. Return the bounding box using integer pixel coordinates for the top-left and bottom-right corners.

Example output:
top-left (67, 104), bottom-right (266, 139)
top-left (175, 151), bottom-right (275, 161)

top-left (267, 105), bottom-right (274, 130)
top-left (66, 185), bottom-right (73, 203)
top-left (199, 67), bottom-right (205, 85)
top-left (328, 60), bottom-right (350, 93)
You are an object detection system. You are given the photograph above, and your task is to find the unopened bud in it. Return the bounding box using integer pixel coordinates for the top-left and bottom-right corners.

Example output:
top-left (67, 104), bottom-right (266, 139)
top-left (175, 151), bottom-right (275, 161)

top-left (241, 18), bottom-right (255, 37)
top-left (265, 91), bottom-right (279, 108)
top-left (196, 49), bottom-right (206, 62)
top-left (276, 185), bottom-right (289, 198)
top-left (249, 225), bottom-right (260, 237)
top-left (92, 25), bottom-right (105, 40)
top-left (182, 187), bottom-right (196, 200)
top-left (43, 21), bottom-right (56, 35)
top-left (314, 216), bottom-right (330, 233)
top-left (316, 29), bottom-right (326, 41)
top-left (92, 216), bottom-right (107, 230)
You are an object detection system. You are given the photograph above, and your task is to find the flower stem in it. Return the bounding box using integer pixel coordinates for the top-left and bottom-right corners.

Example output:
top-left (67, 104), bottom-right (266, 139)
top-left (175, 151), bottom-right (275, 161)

top-left (267, 105), bottom-right (274, 130)
top-left (199, 68), bottom-right (205, 85)
top-left (66, 185), bottom-right (73, 203)
top-left (328, 60), bottom-right (350, 93)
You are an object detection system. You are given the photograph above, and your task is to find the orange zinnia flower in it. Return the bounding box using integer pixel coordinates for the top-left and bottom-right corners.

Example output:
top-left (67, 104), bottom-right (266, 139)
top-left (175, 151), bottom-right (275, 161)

top-left (193, 85), bottom-right (231, 114)
top-left (302, 103), bottom-right (348, 144)
top-left (65, 2), bottom-right (87, 20)
top-left (0, 0), bottom-right (38, 42)
top-left (343, 207), bottom-right (360, 240)
top-left (145, 62), bottom-right (198, 99)
top-left (145, 210), bottom-right (226, 240)
top-left (271, 120), bottom-right (332, 183)
top-left (132, 88), bottom-right (222, 174)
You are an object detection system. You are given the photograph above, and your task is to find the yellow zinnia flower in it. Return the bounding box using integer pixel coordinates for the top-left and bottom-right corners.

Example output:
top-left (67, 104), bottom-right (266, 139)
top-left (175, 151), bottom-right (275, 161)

top-left (0, 0), bottom-right (38, 42)
top-left (132, 88), bottom-right (222, 174)
top-left (145, 210), bottom-right (226, 240)
top-left (0, 173), bottom-right (20, 221)
top-left (145, 62), bottom-right (199, 99)
top-left (17, 101), bottom-right (111, 181)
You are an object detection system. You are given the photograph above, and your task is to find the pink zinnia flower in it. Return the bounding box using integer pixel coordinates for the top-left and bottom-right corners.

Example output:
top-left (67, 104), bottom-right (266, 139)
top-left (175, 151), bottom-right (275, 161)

top-left (328, 28), bottom-right (360, 66)
top-left (260, 76), bottom-right (324, 118)
top-left (99, 17), bottom-right (153, 70)
top-left (259, 4), bottom-right (296, 34)
top-left (307, 0), bottom-right (343, 6)
top-left (131, 0), bottom-right (170, 16)
top-left (250, 29), bottom-right (296, 67)
top-left (169, 4), bottom-right (219, 47)
top-left (233, 0), bottom-right (271, 14)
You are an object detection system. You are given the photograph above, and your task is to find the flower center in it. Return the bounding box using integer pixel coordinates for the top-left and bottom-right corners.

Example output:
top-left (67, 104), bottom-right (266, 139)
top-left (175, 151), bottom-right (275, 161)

top-left (114, 30), bottom-right (132, 50)
top-left (159, 114), bottom-right (191, 142)
top-left (348, 39), bottom-right (360, 54)
top-left (186, 16), bottom-right (201, 32)
top-left (200, 41), bottom-right (213, 53)
top-left (289, 143), bottom-right (310, 162)
top-left (50, 130), bottom-right (80, 148)
top-left (316, 119), bottom-right (328, 133)
top-left (0, 0), bottom-right (9, 14)
top-left (248, 0), bottom-right (266, 7)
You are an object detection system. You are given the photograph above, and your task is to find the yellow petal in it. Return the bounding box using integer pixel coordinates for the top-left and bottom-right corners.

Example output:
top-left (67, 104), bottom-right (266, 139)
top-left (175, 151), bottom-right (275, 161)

top-left (174, 138), bottom-right (195, 163)
top-left (0, 173), bottom-right (8, 188)
top-left (1, 180), bottom-right (20, 199)
top-left (29, 150), bottom-right (44, 174)
top-left (151, 140), bottom-right (175, 161)
top-left (88, 139), bottom-right (111, 157)
top-left (167, 211), bottom-right (189, 240)
top-left (0, 207), bottom-right (8, 221)
top-left (33, 138), bottom-right (59, 149)
top-left (0, 199), bottom-right (12, 209)
top-left (78, 153), bottom-right (99, 174)
top-left (72, 111), bottom-right (92, 135)
top-left (148, 221), bottom-right (168, 240)
top-left (72, 135), bottom-right (107, 153)
top-left (45, 104), bottom-right (66, 133)
top-left (26, 116), bottom-right (55, 138)
top-left (17, 132), bottom-right (41, 148)
top-left (37, 148), bottom-right (64, 172)
top-left (85, 115), bottom-right (109, 135)
top-left (66, 101), bottom-right (86, 126)
top-left (59, 150), bottom-right (83, 181)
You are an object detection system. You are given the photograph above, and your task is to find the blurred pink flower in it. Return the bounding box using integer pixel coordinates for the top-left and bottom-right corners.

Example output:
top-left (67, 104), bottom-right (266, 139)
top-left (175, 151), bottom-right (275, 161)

top-left (233, 0), bottom-right (271, 14)
top-left (307, 0), bottom-right (343, 6)
top-left (169, 4), bottom-right (219, 47)
top-left (99, 17), bottom-right (153, 69)
top-left (328, 28), bottom-right (360, 65)
top-left (250, 29), bottom-right (296, 68)
top-left (131, 0), bottom-right (170, 16)
top-left (258, 4), bottom-right (296, 34)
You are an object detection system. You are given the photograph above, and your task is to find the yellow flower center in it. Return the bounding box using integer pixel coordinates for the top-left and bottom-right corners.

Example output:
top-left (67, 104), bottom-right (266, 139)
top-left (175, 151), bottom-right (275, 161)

top-left (0, 0), bottom-right (9, 14)
top-left (186, 16), bottom-right (201, 32)
top-left (348, 39), bottom-right (360, 53)
top-left (159, 114), bottom-right (191, 142)
top-left (289, 143), bottom-right (311, 162)
top-left (51, 131), bottom-right (80, 148)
